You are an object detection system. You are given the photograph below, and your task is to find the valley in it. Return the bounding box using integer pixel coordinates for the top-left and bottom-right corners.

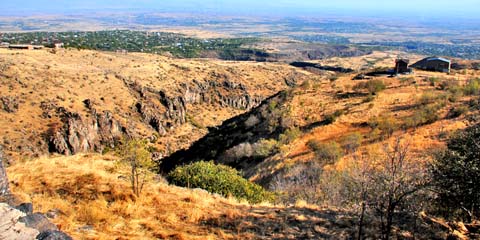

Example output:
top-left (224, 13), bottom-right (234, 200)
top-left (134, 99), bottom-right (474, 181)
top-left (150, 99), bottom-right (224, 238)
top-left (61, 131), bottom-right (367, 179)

top-left (1, 4), bottom-right (480, 236)
top-left (1, 44), bottom-right (479, 239)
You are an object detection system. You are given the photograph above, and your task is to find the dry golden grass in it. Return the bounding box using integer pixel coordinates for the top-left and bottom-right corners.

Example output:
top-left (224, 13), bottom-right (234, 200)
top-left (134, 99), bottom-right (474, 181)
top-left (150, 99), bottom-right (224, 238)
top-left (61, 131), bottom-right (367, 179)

top-left (7, 154), bottom-right (359, 239)
top-left (8, 154), bottom-right (245, 239)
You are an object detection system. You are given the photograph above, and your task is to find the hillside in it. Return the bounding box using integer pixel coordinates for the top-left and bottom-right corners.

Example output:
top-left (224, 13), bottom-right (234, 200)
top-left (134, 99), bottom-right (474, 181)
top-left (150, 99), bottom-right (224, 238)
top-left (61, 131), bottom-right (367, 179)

top-left (0, 48), bottom-right (307, 160)
top-left (2, 48), bottom-right (480, 239)
top-left (161, 51), bottom-right (478, 188)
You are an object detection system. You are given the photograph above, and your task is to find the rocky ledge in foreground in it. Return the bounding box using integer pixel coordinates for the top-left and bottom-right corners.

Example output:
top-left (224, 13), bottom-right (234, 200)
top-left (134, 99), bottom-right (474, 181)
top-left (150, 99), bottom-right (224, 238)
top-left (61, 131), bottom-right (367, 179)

top-left (0, 146), bottom-right (72, 240)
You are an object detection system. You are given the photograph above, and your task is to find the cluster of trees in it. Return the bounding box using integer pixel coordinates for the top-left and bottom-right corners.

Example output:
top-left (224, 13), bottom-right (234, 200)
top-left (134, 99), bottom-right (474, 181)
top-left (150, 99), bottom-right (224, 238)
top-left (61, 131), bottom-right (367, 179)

top-left (362, 41), bottom-right (480, 59)
top-left (0, 30), bottom-right (263, 58)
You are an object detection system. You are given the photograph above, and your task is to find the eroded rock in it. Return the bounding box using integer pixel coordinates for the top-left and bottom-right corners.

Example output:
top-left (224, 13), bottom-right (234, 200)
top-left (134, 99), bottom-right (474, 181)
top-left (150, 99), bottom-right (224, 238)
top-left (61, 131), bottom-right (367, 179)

top-left (48, 109), bottom-right (125, 155)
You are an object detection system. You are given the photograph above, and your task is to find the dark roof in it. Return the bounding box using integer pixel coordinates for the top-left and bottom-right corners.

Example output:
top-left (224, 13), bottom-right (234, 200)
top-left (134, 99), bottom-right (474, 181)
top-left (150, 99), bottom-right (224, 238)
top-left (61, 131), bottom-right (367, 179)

top-left (428, 57), bottom-right (450, 63)
top-left (396, 59), bottom-right (410, 64)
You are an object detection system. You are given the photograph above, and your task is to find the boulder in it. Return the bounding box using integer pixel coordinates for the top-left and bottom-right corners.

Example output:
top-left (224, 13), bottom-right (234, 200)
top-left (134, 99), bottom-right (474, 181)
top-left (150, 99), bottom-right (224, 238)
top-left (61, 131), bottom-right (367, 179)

top-left (16, 202), bottom-right (34, 214)
top-left (0, 203), bottom-right (40, 239)
top-left (36, 230), bottom-right (73, 240)
top-left (19, 213), bottom-right (59, 232)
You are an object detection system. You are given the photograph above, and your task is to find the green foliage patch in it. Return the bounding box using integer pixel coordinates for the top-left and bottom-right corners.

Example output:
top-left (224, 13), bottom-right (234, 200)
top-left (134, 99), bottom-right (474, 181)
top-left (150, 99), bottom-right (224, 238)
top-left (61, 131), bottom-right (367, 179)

top-left (167, 161), bottom-right (274, 204)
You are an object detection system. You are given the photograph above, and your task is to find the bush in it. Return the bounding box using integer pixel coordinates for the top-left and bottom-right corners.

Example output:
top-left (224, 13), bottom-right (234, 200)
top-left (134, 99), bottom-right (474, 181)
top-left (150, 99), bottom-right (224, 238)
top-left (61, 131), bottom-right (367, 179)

top-left (167, 161), bottom-right (273, 204)
top-left (324, 109), bottom-right (344, 124)
top-left (418, 91), bottom-right (448, 106)
top-left (447, 106), bottom-right (469, 119)
top-left (307, 140), bottom-right (343, 164)
top-left (341, 132), bottom-right (363, 153)
top-left (428, 77), bottom-right (439, 86)
top-left (253, 139), bottom-right (279, 158)
top-left (279, 128), bottom-right (302, 145)
top-left (463, 78), bottom-right (480, 95)
top-left (354, 80), bottom-right (386, 95)
top-left (431, 124), bottom-right (480, 222)
top-left (404, 104), bottom-right (441, 129)
top-left (270, 161), bottom-right (324, 204)
top-left (369, 114), bottom-right (399, 138)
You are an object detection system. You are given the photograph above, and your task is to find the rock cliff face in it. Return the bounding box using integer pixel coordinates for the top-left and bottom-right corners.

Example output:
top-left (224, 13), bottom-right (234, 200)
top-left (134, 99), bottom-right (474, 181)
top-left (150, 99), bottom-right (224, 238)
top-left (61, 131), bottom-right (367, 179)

top-left (48, 108), bottom-right (125, 155)
top-left (128, 77), bottom-right (266, 137)
top-left (181, 79), bottom-right (263, 110)
top-left (159, 90), bottom-right (294, 174)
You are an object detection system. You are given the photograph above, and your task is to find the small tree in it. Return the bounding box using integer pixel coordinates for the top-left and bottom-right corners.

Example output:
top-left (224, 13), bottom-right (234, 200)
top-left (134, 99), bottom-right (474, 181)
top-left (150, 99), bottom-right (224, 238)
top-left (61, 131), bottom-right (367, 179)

top-left (116, 139), bottom-right (153, 197)
top-left (368, 138), bottom-right (427, 240)
top-left (327, 138), bottom-right (427, 239)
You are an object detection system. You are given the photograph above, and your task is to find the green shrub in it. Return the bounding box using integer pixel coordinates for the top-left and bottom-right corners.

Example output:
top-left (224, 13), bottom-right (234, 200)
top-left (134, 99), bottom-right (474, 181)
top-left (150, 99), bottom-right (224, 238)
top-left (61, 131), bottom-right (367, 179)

top-left (307, 140), bottom-right (343, 164)
top-left (428, 77), bottom-right (439, 86)
top-left (253, 139), bottom-right (279, 158)
top-left (447, 106), bottom-right (469, 119)
top-left (418, 91), bottom-right (447, 105)
top-left (404, 104), bottom-right (441, 129)
top-left (463, 78), bottom-right (480, 95)
top-left (167, 161), bottom-right (273, 204)
top-left (354, 80), bottom-right (386, 95)
top-left (341, 132), bottom-right (363, 153)
top-left (279, 128), bottom-right (302, 145)
top-left (324, 109), bottom-right (344, 124)
top-left (369, 114), bottom-right (399, 138)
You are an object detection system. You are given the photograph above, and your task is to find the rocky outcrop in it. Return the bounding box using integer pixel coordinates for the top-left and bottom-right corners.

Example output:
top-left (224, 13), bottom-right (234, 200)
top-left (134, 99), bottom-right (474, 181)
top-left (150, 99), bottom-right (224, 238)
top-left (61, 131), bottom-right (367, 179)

top-left (0, 146), bottom-right (9, 197)
top-left (181, 79), bottom-right (263, 110)
top-left (0, 203), bottom-right (40, 239)
top-left (1, 96), bottom-right (19, 113)
top-left (1, 147), bottom-right (71, 239)
top-left (128, 77), bottom-right (263, 136)
top-left (48, 108), bottom-right (125, 155)
top-left (0, 203), bottom-right (72, 240)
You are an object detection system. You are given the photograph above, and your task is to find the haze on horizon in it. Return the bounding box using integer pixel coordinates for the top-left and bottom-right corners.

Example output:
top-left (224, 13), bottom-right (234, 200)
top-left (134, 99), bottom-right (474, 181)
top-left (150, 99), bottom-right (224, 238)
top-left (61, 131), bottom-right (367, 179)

top-left (1, 0), bottom-right (480, 20)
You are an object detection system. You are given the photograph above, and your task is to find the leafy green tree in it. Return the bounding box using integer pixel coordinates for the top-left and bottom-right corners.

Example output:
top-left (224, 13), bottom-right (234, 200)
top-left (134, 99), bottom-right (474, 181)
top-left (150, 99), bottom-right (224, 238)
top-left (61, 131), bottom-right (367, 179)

top-left (431, 124), bottom-right (480, 222)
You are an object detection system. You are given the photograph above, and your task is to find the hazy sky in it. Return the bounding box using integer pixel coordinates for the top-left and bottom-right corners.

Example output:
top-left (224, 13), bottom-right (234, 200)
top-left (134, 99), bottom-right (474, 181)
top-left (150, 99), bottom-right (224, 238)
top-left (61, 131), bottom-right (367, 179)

top-left (2, 0), bottom-right (479, 18)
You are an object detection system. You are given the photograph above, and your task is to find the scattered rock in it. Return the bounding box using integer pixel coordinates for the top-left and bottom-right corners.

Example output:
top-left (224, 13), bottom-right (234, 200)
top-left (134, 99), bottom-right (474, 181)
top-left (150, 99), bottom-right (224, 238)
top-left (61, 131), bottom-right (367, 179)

top-left (36, 230), bottom-right (73, 240)
top-left (78, 225), bottom-right (94, 232)
top-left (16, 202), bottom-right (33, 214)
top-left (45, 209), bottom-right (63, 219)
top-left (82, 99), bottom-right (92, 110)
top-left (19, 213), bottom-right (59, 232)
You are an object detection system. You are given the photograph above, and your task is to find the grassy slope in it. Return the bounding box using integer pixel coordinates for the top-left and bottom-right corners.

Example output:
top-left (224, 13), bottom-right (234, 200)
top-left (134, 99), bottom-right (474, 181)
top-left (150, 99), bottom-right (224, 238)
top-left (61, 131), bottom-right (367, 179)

top-left (7, 154), bottom-right (357, 239)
